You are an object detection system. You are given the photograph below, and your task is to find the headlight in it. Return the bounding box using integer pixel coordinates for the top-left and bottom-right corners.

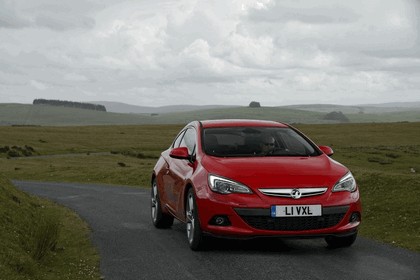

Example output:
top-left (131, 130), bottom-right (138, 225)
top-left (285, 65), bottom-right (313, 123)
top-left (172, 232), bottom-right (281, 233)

top-left (208, 175), bottom-right (252, 194)
top-left (333, 172), bottom-right (357, 192)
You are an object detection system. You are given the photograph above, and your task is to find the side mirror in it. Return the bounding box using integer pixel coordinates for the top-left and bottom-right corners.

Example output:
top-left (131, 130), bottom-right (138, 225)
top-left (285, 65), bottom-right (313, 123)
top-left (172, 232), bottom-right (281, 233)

top-left (169, 147), bottom-right (190, 160)
top-left (319, 145), bottom-right (334, 157)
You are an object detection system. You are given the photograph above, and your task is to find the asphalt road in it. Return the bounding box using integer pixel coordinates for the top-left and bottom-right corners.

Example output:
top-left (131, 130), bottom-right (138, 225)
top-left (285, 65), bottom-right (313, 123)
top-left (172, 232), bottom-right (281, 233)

top-left (13, 180), bottom-right (420, 280)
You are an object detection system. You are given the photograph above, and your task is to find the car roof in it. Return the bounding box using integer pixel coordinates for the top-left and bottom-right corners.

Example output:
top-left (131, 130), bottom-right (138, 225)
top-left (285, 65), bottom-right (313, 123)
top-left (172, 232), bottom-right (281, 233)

top-left (199, 119), bottom-right (289, 128)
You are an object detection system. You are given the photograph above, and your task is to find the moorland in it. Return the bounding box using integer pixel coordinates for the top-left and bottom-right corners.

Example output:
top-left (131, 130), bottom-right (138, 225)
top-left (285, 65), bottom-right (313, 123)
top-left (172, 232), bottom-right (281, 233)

top-left (1, 104), bottom-right (419, 279)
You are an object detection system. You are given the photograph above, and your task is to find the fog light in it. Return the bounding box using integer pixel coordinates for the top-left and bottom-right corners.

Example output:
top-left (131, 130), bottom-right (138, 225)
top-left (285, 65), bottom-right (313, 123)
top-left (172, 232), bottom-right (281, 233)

top-left (349, 212), bottom-right (361, 223)
top-left (215, 217), bottom-right (225, 225)
top-left (209, 215), bottom-right (231, 226)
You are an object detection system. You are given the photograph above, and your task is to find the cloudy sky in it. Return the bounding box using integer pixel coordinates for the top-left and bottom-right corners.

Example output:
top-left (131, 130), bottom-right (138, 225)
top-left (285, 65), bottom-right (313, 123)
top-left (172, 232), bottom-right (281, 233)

top-left (0, 0), bottom-right (419, 107)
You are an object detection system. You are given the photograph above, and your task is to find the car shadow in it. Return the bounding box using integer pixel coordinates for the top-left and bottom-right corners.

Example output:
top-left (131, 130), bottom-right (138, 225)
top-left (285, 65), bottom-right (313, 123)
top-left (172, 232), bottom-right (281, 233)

top-left (171, 221), bottom-right (337, 254)
top-left (202, 236), bottom-right (339, 254)
top-left (204, 237), bottom-right (294, 252)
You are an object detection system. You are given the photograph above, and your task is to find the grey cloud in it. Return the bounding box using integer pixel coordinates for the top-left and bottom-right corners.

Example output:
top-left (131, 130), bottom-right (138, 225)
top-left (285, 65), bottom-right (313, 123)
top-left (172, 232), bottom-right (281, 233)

top-left (1, 0), bottom-right (419, 106)
top-left (246, 1), bottom-right (359, 24)
top-left (364, 49), bottom-right (420, 60)
top-left (177, 75), bottom-right (234, 85)
top-left (1, 0), bottom-right (97, 30)
top-left (363, 1), bottom-right (420, 60)
top-left (35, 13), bottom-right (95, 31)
top-left (0, 1), bottom-right (30, 28)
top-left (0, 58), bottom-right (24, 75)
top-left (1, 51), bottom-right (63, 70)
top-left (0, 14), bottom-right (29, 29)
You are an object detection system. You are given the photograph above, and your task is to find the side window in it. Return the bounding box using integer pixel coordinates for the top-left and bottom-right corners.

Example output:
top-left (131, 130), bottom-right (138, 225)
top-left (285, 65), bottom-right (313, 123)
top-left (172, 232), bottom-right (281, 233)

top-left (172, 130), bottom-right (186, 148)
top-left (180, 128), bottom-right (196, 155)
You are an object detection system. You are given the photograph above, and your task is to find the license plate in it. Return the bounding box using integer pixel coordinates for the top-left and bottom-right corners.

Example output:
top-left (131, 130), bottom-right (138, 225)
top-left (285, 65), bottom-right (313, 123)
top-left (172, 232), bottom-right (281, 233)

top-left (271, 205), bottom-right (322, 217)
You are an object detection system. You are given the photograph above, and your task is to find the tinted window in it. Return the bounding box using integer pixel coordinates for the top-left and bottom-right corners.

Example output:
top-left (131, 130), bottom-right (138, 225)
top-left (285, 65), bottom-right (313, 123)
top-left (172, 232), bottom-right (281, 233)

top-left (203, 127), bottom-right (319, 157)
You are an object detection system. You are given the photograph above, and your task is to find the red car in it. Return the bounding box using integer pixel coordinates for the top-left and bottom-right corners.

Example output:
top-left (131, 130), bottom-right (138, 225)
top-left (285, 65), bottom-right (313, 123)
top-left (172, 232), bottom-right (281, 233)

top-left (151, 119), bottom-right (361, 250)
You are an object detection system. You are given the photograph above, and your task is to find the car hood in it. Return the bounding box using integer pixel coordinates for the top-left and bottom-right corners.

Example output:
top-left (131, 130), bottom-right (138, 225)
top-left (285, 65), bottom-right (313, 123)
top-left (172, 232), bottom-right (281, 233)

top-left (201, 155), bottom-right (348, 189)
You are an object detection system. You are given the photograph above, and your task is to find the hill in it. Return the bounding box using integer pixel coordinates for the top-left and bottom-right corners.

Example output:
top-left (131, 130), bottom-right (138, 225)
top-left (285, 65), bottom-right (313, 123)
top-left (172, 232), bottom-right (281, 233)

top-left (283, 103), bottom-right (420, 114)
top-left (0, 102), bottom-right (419, 126)
top-left (92, 101), bottom-right (234, 114)
top-left (0, 104), bottom-right (152, 126)
top-left (95, 101), bottom-right (420, 115)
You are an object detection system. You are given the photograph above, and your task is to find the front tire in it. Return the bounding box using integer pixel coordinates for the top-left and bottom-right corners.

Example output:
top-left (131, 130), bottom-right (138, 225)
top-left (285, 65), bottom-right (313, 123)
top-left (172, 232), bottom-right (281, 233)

top-left (185, 188), bottom-right (206, 251)
top-left (325, 232), bottom-right (357, 248)
top-left (151, 179), bottom-right (174, 228)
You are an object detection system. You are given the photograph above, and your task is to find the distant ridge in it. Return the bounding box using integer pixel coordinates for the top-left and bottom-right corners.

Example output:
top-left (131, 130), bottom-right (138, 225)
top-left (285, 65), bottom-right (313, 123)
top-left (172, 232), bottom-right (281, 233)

top-left (94, 101), bottom-right (420, 115)
top-left (92, 101), bottom-right (236, 114)
top-left (282, 102), bottom-right (420, 114)
top-left (361, 101), bottom-right (420, 108)
top-left (0, 101), bottom-right (419, 126)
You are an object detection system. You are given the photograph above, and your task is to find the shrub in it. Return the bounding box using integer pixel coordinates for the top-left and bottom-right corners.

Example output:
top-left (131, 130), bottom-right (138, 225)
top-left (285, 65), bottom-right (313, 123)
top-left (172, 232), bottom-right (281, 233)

top-left (6, 150), bottom-right (20, 157)
top-left (2, 145), bottom-right (36, 157)
top-left (0, 146), bottom-right (10, 153)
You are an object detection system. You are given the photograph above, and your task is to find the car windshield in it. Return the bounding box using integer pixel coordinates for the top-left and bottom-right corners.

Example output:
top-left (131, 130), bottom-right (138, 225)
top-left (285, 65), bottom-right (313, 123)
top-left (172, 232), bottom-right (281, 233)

top-left (202, 127), bottom-right (320, 157)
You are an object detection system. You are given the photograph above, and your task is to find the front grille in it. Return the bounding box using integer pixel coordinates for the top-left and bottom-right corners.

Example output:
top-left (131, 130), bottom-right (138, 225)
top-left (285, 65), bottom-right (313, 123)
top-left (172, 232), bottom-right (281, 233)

top-left (235, 206), bottom-right (348, 231)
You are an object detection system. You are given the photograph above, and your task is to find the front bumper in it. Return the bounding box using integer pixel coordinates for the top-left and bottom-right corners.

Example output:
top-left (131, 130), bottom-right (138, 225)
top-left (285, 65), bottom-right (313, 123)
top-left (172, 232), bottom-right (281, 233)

top-left (235, 205), bottom-right (350, 231)
top-left (196, 193), bottom-right (361, 238)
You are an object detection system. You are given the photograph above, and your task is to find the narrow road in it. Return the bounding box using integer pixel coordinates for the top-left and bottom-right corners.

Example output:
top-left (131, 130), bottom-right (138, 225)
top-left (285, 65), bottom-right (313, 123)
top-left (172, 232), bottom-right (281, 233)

top-left (13, 180), bottom-right (420, 280)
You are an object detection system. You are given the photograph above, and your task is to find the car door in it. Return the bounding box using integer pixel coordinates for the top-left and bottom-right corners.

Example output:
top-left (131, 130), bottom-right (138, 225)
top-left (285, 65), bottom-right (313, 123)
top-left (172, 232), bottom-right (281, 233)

top-left (160, 129), bottom-right (186, 212)
top-left (165, 127), bottom-right (197, 217)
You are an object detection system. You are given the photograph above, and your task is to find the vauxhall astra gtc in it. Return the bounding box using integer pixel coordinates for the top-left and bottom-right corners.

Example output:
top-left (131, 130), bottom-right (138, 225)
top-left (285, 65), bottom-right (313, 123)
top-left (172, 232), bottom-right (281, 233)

top-left (151, 119), bottom-right (361, 250)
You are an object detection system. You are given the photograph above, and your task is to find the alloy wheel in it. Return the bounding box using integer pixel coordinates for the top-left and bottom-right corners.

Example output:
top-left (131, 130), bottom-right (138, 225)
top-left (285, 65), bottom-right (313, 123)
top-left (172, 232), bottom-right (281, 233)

top-left (150, 179), bottom-right (174, 228)
top-left (151, 181), bottom-right (158, 223)
top-left (186, 192), bottom-right (195, 244)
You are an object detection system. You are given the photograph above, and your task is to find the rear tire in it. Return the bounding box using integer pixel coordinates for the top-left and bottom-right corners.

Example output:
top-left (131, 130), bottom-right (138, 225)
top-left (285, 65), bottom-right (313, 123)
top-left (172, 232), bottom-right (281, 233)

top-left (151, 179), bottom-right (174, 228)
top-left (185, 188), bottom-right (206, 251)
top-left (325, 232), bottom-right (357, 248)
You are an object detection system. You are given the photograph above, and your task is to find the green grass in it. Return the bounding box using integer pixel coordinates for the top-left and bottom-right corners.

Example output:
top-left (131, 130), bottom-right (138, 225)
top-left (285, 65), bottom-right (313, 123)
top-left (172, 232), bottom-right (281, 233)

top-left (0, 176), bottom-right (100, 280)
top-left (0, 122), bottom-right (419, 280)
top-left (348, 111), bottom-right (420, 123)
top-left (5, 154), bottom-right (157, 187)
top-left (0, 125), bottom-right (182, 186)
top-left (295, 123), bottom-right (420, 251)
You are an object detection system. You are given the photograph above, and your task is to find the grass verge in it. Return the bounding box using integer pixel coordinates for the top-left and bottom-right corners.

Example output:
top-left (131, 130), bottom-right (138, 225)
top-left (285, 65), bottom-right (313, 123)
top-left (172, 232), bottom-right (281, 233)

top-left (0, 176), bottom-right (100, 280)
